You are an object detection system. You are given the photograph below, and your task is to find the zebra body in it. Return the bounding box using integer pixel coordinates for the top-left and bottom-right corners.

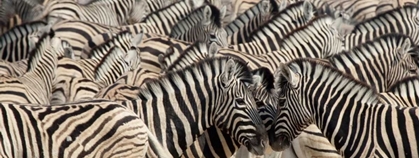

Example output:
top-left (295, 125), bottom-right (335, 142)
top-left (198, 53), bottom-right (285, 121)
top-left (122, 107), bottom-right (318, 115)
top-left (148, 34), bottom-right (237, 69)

top-left (51, 76), bottom-right (100, 104)
top-left (230, 15), bottom-right (343, 56)
top-left (169, 4), bottom-right (228, 47)
top-left (245, 1), bottom-right (317, 47)
top-left (271, 58), bottom-right (419, 157)
top-left (119, 57), bottom-right (267, 157)
top-left (0, 33), bottom-right (72, 104)
top-left (39, 0), bottom-right (145, 26)
top-left (0, 100), bottom-right (150, 157)
top-left (329, 33), bottom-right (418, 93)
top-left (0, 21), bottom-right (48, 62)
top-left (342, 5), bottom-right (419, 50)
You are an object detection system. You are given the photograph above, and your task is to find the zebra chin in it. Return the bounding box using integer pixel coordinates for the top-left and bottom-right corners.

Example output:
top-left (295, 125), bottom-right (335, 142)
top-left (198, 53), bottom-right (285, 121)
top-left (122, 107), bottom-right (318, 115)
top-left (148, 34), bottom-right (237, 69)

top-left (270, 134), bottom-right (291, 151)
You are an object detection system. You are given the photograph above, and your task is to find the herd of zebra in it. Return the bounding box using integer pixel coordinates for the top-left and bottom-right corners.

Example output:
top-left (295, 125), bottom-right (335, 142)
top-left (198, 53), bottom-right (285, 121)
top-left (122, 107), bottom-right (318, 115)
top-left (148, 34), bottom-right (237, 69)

top-left (0, 0), bottom-right (418, 157)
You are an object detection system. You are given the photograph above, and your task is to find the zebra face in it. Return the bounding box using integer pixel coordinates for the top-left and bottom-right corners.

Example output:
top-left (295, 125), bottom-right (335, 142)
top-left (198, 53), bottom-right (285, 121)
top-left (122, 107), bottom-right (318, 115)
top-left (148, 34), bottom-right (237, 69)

top-left (215, 59), bottom-right (268, 155)
top-left (270, 63), bottom-right (312, 151)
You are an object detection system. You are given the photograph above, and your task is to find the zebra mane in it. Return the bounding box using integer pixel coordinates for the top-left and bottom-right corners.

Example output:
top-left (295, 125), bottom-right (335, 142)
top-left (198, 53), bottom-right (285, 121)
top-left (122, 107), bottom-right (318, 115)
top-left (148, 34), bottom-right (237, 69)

top-left (387, 75), bottom-right (419, 92)
top-left (137, 57), bottom-right (253, 100)
top-left (277, 15), bottom-right (333, 47)
top-left (283, 58), bottom-right (380, 102)
top-left (141, 0), bottom-right (189, 23)
top-left (88, 30), bottom-right (131, 59)
top-left (329, 33), bottom-right (414, 63)
top-left (94, 46), bottom-right (127, 85)
top-left (351, 5), bottom-right (418, 33)
top-left (251, 67), bottom-right (275, 91)
top-left (26, 31), bottom-right (54, 72)
top-left (165, 41), bottom-right (206, 71)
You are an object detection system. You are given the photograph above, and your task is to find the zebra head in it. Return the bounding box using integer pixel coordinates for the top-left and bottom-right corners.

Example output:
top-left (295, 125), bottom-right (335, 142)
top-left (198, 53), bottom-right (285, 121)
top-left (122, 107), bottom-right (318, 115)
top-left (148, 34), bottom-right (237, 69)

top-left (270, 61), bottom-right (311, 151)
top-left (249, 67), bottom-right (279, 144)
top-left (213, 57), bottom-right (267, 155)
top-left (200, 5), bottom-right (228, 47)
top-left (388, 35), bottom-right (419, 84)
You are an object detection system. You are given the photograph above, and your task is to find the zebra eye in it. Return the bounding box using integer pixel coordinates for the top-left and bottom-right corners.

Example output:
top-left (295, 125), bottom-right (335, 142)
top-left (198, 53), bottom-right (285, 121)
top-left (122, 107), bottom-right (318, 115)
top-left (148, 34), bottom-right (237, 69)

top-left (236, 98), bottom-right (246, 105)
top-left (210, 34), bottom-right (216, 39)
top-left (255, 101), bottom-right (265, 107)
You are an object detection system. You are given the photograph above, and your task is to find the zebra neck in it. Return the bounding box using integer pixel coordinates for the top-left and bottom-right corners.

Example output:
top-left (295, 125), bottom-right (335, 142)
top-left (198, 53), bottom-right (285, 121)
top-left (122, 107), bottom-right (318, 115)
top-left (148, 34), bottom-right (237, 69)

top-left (122, 78), bottom-right (219, 156)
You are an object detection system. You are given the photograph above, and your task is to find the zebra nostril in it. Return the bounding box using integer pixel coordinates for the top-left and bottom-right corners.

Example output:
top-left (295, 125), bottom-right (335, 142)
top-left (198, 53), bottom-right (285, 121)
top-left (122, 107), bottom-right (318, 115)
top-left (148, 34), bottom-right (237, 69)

top-left (210, 34), bottom-right (216, 39)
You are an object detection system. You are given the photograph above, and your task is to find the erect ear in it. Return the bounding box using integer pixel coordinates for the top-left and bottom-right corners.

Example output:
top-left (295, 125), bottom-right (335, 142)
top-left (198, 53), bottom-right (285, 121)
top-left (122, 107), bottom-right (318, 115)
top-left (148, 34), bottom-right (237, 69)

top-left (131, 33), bottom-right (144, 47)
top-left (393, 38), bottom-right (413, 65)
top-left (208, 42), bottom-right (219, 57)
top-left (219, 5), bottom-right (227, 19)
top-left (278, 0), bottom-right (288, 11)
top-left (274, 63), bottom-right (299, 91)
top-left (221, 59), bottom-right (237, 86)
top-left (302, 0), bottom-right (314, 20)
top-left (202, 5), bottom-right (212, 26)
top-left (261, 0), bottom-right (271, 14)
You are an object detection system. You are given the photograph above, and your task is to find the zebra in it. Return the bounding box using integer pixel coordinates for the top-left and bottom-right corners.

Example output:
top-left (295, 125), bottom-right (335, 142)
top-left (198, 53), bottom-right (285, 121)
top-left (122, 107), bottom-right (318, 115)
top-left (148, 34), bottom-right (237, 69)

top-left (0, 0), bottom-right (44, 23)
top-left (52, 46), bottom-right (141, 103)
top-left (328, 33), bottom-right (418, 93)
top-left (36, 0), bottom-right (146, 26)
top-left (51, 20), bottom-right (122, 58)
top-left (318, 0), bottom-right (417, 24)
top-left (229, 14), bottom-right (343, 56)
top-left (51, 76), bottom-right (101, 104)
top-left (169, 3), bottom-right (228, 47)
top-left (245, 0), bottom-right (317, 46)
top-left (159, 41), bottom-right (219, 72)
top-left (342, 5), bottom-right (419, 50)
top-left (270, 58), bottom-right (419, 157)
top-left (0, 99), bottom-right (155, 157)
top-left (136, 36), bottom-right (191, 73)
top-left (224, 0), bottom-right (278, 45)
top-left (0, 32), bottom-right (72, 104)
top-left (118, 57), bottom-right (267, 157)
top-left (0, 21), bottom-right (48, 62)
top-left (379, 75), bottom-right (419, 107)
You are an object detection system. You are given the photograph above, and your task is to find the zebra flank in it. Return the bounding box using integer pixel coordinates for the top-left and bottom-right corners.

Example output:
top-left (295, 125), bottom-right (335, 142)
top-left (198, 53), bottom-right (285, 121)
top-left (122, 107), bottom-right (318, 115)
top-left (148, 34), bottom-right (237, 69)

top-left (0, 100), bottom-right (150, 157)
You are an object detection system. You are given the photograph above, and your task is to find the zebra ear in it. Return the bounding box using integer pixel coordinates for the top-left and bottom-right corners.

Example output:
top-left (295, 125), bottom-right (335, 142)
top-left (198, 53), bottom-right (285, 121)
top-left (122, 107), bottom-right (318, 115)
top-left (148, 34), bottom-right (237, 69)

top-left (302, 0), bottom-right (314, 20)
top-left (261, 0), bottom-right (270, 14)
top-left (208, 42), bottom-right (219, 57)
top-left (131, 33), bottom-right (144, 47)
top-left (202, 5), bottom-right (213, 26)
top-left (274, 63), bottom-right (298, 90)
top-left (219, 5), bottom-right (227, 19)
top-left (278, 0), bottom-right (288, 11)
top-left (401, 38), bottom-right (412, 53)
top-left (221, 59), bottom-right (236, 86)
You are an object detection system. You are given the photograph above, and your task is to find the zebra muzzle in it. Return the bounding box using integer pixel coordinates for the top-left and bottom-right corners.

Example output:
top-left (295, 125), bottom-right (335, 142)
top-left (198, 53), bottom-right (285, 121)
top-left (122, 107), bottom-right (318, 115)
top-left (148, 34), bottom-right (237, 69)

top-left (270, 134), bottom-right (290, 152)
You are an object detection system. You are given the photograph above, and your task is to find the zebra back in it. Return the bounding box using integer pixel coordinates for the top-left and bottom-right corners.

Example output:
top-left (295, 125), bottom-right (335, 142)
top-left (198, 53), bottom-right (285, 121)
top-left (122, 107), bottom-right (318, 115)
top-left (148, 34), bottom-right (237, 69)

top-left (40, 0), bottom-right (144, 26)
top-left (379, 75), bottom-right (419, 107)
top-left (51, 76), bottom-right (100, 104)
top-left (0, 21), bottom-right (47, 62)
top-left (85, 31), bottom-right (134, 59)
top-left (329, 33), bottom-right (418, 92)
top-left (138, 36), bottom-right (191, 73)
top-left (169, 3), bottom-right (228, 47)
top-left (141, 0), bottom-right (195, 35)
top-left (0, 100), bottom-right (150, 157)
top-left (115, 66), bottom-right (160, 86)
